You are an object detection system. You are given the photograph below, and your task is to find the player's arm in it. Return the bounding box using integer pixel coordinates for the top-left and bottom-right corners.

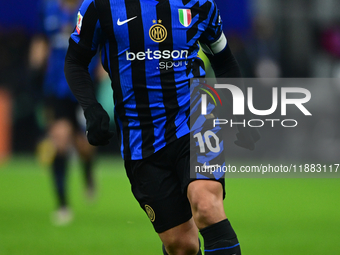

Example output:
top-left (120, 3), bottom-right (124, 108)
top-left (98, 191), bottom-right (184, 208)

top-left (197, 0), bottom-right (241, 78)
top-left (200, 32), bottom-right (241, 79)
top-left (64, 39), bottom-right (98, 109)
top-left (199, 2), bottom-right (260, 150)
top-left (202, 36), bottom-right (260, 150)
top-left (64, 0), bottom-right (113, 145)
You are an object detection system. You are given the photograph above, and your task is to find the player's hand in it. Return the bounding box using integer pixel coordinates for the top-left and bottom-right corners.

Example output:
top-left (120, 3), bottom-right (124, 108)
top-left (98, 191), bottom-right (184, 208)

top-left (84, 103), bottom-right (114, 146)
top-left (234, 125), bottom-right (260, 151)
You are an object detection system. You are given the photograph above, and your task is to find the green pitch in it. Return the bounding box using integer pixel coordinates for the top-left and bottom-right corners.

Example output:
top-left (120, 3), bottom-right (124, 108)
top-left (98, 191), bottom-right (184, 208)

top-left (0, 156), bottom-right (339, 255)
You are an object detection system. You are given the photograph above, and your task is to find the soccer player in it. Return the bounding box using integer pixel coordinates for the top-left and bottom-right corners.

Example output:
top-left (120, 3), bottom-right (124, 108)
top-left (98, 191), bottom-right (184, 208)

top-left (29, 0), bottom-right (97, 225)
top-left (64, 0), bottom-right (259, 253)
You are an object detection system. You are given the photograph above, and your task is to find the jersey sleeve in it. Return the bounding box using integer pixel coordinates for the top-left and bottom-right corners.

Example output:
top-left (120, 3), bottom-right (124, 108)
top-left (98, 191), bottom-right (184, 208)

top-left (70, 0), bottom-right (102, 53)
top-left (199, 0), bottom-right (227, 55)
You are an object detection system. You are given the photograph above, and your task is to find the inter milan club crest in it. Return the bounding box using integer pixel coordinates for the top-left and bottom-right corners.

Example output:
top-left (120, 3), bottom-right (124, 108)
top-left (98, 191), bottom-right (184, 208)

top-left (178, 9), bottom-right (192, 27)
top-left (145, 204), bottom-right (155, 222)
top-left (149, 20), bottom-right (167, 43)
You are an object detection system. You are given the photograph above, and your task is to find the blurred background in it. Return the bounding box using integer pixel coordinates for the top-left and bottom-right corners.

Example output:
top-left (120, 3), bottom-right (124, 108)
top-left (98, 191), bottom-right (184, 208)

top-left (0, 0), bottom-right (340, 254)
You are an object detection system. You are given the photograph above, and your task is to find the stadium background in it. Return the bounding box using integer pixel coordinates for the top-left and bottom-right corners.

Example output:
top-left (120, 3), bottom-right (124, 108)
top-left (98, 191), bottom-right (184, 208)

top-left (0, 0), bottom-right (340, 254)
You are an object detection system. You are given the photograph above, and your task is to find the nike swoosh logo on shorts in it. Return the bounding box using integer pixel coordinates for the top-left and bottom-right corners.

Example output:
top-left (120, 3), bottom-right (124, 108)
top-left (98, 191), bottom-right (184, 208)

top-left (117, 16), bottom-right (137, 26)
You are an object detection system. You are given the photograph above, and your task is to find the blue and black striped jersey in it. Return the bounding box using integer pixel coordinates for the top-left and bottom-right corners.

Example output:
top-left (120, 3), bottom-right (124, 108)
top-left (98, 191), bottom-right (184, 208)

top-left (69, 0), bottom-right (224, 160)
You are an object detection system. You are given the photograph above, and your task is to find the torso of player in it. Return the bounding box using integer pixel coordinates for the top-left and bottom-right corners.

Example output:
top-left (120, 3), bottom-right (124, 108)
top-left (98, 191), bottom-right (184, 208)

top-left (92, 0), bottom-right (216, 159)
top-left (99, 1), bottom-right (212, 83)
top-left (111, 1), bottom-right (196, 72)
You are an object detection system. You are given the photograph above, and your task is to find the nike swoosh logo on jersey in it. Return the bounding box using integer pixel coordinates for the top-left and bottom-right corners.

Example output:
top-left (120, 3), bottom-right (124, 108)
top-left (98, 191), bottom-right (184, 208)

top-left (117, 16), bottom-right (137, 26)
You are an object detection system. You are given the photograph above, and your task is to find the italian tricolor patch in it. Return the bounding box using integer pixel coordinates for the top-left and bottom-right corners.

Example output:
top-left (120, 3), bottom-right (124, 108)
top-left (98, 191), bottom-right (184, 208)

top-left (76, 12), bottom-right (83, 35)
top-left (179, 9), bottom-right (192, 27)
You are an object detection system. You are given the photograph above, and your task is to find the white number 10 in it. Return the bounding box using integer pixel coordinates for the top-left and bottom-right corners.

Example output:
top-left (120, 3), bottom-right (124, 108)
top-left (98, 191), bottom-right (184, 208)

top-left (193, 131), bottom-right (220, 153)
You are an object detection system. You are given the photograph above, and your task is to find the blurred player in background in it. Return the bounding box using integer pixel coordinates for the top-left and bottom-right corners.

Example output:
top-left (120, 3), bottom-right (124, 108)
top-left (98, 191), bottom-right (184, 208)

top-left (28, 0), bottom-right (97, 225)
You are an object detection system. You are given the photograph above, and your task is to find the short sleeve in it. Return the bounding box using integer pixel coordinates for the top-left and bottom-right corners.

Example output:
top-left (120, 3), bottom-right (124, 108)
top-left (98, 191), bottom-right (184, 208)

top-left (70, 0), bottom-right (102, 52)
top-left (199, 0), bottom-right (227, 55)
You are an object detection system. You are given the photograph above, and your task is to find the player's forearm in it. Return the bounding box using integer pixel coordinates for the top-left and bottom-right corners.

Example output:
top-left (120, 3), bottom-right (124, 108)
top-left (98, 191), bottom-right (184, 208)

top-left (202, 37), bottom-right (247, 120)
top-left (203, 43), bottom-right (244, 107)
top-left (64, 40), bottom-right (98, 110)
top-left (207, 44), bottom-right (242, 78)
